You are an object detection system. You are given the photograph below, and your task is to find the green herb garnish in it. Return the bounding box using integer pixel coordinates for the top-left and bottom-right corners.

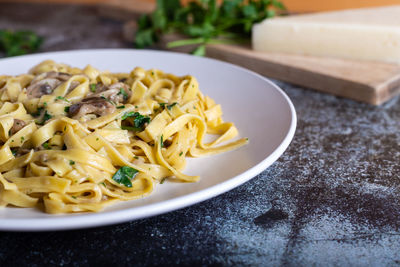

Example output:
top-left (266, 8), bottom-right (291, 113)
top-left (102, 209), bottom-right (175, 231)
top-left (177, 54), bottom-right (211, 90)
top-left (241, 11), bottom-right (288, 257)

top-left (134, 0), bottom-right (285, 56)
top-left (42, 142), bottom-right (50, 149)
top-left (160, 178), bottom-right (166, 184)
top-left (160, 135), bottom-right (164, 148)
top-left (90, 83), bottom-right (96, 92)
top-left (56, 96), bottom-right (70, 102)
top-left (64, 106), bottom-right (70, 113)
top-left (0, 29), bottom-right (43, 57)
top-left (121, 111), bottom-right (150, 131)
top-left (112, 166), bottom-right (139, 188)
top-left (117, 105), bottom-right (125, 109)
top-left (32, 107), bottom-right (43, 117)
top-left (160, 102), bottom-right (178, 110)
top-left (118, 88), bottom-right (129, 100)
top-left (179, 151), bottom-right (183, 156)
top-left (69, 160), bottom-right (75, 165)
top-left (100, 96), bottom-right (116, 106)
top-left (35, 109), bottom-right (52, 125)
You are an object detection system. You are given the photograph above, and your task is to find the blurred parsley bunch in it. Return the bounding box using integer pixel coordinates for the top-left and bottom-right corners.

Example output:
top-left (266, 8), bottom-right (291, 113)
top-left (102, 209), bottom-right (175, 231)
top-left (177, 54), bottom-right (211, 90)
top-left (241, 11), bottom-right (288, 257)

top-left (134, 0), bottom-right (285, 56)
top-left (0, 30), bottom-right (43, 57)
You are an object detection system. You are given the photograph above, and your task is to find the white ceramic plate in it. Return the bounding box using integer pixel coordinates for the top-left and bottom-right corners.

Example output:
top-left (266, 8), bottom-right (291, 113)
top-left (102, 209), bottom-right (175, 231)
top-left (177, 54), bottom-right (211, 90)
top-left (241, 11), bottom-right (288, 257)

top-left (0, 49), bottom-right (296, 231)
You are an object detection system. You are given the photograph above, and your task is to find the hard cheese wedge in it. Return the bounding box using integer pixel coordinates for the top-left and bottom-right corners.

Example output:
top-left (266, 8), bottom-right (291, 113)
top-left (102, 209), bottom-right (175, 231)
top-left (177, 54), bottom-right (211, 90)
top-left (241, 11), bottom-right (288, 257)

top-left (252, 6), bottom-right (400, 63)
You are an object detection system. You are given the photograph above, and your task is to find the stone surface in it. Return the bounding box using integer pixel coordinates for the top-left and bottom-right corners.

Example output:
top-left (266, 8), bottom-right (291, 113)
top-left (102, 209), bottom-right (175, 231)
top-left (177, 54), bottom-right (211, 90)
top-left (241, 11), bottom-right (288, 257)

top-left (1, 3), bottom-right (400, 266)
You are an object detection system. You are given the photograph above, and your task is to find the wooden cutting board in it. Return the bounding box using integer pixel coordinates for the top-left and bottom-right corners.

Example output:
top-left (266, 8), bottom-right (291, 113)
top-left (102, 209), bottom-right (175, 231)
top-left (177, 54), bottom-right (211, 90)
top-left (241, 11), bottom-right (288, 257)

top-left (101, 4), bottom-right (400, 105)
top-left (205, 44), bottom-right (400, 105)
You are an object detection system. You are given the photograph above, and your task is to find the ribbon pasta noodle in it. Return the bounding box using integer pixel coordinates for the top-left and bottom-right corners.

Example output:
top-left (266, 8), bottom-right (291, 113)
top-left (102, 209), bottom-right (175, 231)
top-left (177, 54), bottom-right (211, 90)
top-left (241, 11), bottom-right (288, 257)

top-left (0, 60), bottom-right (248, 214)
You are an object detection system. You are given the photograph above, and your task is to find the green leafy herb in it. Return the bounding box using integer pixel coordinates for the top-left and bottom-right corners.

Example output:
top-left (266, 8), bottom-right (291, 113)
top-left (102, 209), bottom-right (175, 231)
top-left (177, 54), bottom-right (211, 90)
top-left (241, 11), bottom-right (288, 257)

top-left (56, 96), bottom-right (70, 102)
top-left (11, 148), bottom-right (17, 157)
top-left (64, 106), bottom-right (70, 113)
top-left (160, 135), bottom-right (164, 148)
top-left (121, 125), bottom-right (137, 131)
top-left (71, 196), bottom-right (77, 199)
top-left (43, 111), bottom-right (52, 121)
top-left (69, 160), bottom-right (75, 165)
top-left (112, 166), bottom-right (139, 188)
top-left (117, 105), bottom-right (125, 109)
top-left (20, 136), bottom-right (24, 143)
top-left (90, 83), bottom-right (96, 92)
top-left (100, 96), bottom-right (116, 106)
top-left (99, 182), bottom-right (106, 187)
top-left (42, 142), bottom-right (50, 149)
top-left (35, 108), bottom-right (53, 125)
top-left (121, 111), bottom-right (150, 131)
top-left (134, 0), bottom-right (285, 56)
top-left (160, 102), bottom-right (178, 110)
top-left (160, 178), bottom-right (167, 184)
top-left (179, 151), bottom-right (183, 156)
top-left (121, 111), bottom-right (135, 120)
top-left (0, 29), bottom-right (43, 57)
top-left (32, 107), bottom-right (43, 117)
top-left (119, 88), bottom-right (129, 100)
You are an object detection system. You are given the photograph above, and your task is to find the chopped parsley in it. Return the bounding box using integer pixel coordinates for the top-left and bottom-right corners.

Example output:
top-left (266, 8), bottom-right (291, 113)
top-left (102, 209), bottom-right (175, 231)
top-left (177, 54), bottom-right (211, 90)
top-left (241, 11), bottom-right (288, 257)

top-left (34, 108), bottom-right (53, 125)
top-left (121, 111), bottom-right (150, 131)
top-left (160, 135), bottom-right (164, 148)
top-left (32, 107), bottom-right (43, 117)
top-left (160, 178), bottom-right (166, 184)
top-left (69, 160), bottom-right (75, 165)
top-left (100, 96), bottom-right (116, 106)
top-left (71, 196), bottom-right (77, 199)
top-left (117, 105), bottom-right (125, 109)
top-left (42, 142), bottom-right (50, 149)
top-left (55, 96), bottom-right (70, 102)
top-left (64, 106), bottom-right (70, 113)
top-left (118, 88), bottom-right (129, 100)
top-left (179, 151), bottom-right (183, 156)
top-left (112, 166), bottom-right (139, 188)
top-left (11, 148), bottom-right (17, 156)
top-left (160, 102), bottom-right (178, 110)
top-left (99, 182), bottom-right (106, 187)
top-left (20, 136), bottom-right (24, 142)
top-left (90, 83), bottom-right (96, 92)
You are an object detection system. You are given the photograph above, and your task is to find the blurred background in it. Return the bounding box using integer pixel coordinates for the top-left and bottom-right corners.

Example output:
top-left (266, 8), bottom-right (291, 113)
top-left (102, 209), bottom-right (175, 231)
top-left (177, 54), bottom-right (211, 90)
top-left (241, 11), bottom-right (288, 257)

top-left (1, 0), bottom-right (399, 12)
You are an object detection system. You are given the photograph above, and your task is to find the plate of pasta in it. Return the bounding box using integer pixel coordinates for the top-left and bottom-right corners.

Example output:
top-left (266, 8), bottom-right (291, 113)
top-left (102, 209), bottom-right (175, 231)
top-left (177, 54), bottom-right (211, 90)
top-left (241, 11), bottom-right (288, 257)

top-left (0, 49), bottom-right (295, 231)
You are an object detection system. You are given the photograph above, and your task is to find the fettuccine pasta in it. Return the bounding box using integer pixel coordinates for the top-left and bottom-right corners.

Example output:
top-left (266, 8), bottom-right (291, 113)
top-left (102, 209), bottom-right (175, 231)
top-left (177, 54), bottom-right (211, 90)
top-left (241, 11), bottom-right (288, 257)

top-left (0, 60), bottom-right (248, 213)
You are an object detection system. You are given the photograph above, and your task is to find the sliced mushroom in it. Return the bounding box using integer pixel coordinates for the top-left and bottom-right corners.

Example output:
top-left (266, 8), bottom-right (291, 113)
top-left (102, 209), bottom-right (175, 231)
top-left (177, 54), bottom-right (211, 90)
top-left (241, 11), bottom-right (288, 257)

top-left (68, 97), bottom-right (116, 119)
top-left (9, 119), bottom-right (26, 135)
top-left (90, 82), bottom-right (131, 104)
top-left (26, 71), bottom-right (72, 99)
top-left (45, 71), bottom-right (71, 81)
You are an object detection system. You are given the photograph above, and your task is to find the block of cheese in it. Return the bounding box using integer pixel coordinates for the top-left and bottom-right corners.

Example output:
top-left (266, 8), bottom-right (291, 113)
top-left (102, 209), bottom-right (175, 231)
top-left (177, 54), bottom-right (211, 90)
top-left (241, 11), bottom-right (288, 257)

top-left (252, 6), bottom-right (400, 63)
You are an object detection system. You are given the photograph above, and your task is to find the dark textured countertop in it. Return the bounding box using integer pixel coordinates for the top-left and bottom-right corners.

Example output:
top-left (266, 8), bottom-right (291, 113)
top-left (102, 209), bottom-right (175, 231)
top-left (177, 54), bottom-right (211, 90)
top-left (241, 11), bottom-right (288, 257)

top-left (1, 3), bottom-right (400, 266)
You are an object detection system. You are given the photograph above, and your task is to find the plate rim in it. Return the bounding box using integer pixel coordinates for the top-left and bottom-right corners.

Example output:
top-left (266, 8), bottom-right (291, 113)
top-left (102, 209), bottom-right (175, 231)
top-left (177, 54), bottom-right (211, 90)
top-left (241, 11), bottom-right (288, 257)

top-left (0, 48), bottom-right (297, 231)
